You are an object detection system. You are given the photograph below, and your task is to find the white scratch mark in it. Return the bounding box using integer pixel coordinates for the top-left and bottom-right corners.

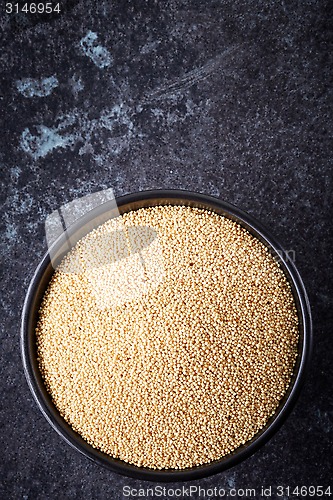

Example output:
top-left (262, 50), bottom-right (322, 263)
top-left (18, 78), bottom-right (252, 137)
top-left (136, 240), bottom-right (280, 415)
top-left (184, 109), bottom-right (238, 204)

top-left (141, 45), bottom-right (239, 104)
top-left (15, 76), bottom-right (59, 98)
top-left (69, 74), bottom-right (84, 97)
top-left (20, 125), bottom-right (77, 160)
top-left (79, 31), bottom-right (113, 69)
top-left (20, 104), bottom-right (134, 160)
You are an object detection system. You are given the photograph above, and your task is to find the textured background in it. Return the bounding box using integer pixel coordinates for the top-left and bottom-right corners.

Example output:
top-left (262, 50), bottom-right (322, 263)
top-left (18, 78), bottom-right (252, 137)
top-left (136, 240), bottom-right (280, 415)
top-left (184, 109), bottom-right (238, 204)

top-left (0, 1), bottom-right (332, 499)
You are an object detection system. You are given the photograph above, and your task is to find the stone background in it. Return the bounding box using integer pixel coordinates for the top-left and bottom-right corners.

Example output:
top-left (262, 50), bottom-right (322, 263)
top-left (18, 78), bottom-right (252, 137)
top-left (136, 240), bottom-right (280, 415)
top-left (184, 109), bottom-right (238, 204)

top-left (0, 0), bottom-right (332, 498)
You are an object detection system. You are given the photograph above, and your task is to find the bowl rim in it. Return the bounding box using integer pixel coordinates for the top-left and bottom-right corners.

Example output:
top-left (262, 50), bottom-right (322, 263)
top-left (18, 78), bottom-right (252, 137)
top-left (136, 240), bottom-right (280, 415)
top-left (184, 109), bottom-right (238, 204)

top-left (21, 189), bottom-right (312, 482)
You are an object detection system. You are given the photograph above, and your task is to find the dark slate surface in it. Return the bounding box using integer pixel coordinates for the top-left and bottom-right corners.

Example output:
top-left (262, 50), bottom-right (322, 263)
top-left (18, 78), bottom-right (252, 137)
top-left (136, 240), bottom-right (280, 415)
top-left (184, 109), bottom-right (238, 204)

top-left (1, 1), bottom-right (332, 499)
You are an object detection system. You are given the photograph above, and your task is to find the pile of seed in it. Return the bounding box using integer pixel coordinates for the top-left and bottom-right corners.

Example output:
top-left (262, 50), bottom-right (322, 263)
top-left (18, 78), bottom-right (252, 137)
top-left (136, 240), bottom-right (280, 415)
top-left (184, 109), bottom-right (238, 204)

top-left (36, 205), bottom-right (299, 470)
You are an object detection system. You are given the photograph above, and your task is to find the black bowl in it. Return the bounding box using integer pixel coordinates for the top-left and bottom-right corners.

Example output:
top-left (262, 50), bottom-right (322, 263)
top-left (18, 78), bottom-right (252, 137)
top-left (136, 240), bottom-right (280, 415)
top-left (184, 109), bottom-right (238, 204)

top-left (21, 190), bottom-right (312, 481)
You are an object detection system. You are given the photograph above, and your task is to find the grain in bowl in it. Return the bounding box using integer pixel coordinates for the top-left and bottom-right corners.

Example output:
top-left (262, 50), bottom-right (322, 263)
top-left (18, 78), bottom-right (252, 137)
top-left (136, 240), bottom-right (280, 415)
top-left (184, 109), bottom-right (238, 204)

top-left (36, 205), bottom-right (299, 470)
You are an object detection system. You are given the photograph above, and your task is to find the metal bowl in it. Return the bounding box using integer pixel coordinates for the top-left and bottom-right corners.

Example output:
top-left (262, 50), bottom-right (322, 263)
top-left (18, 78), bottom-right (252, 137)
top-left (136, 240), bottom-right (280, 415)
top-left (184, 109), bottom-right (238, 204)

top-left (21, 190), bottom-right (312, 481)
